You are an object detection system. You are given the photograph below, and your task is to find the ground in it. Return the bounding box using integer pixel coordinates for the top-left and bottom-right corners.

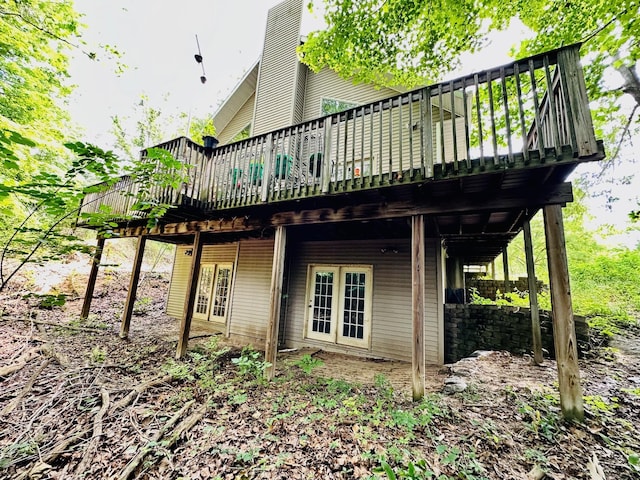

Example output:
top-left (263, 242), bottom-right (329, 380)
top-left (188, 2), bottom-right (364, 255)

top-left (1, 261), bottom-right (639, 479)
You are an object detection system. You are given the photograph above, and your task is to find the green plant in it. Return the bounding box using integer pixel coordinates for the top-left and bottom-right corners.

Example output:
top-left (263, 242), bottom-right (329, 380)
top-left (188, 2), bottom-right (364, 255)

top-left (0, 440), bottom-right (39, 468)
top-left (293, 354), bottom-right (324, 375)
top-left (133, 296), bottom-right (152, 315)
top-left (90, 346), bottom-right (107, 363)
top-left (231, 346), bottom-right (271, 379)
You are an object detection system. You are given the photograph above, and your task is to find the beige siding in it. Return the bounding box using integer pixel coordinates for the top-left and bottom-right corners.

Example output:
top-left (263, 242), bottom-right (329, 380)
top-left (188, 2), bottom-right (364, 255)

top-left (166, 243), bottom-right (239, 318)
top-left (424, 237), bottom-right (442, 365)
top-left (253, 0), bottom-right (303, 135)
top-left (166, 246), bottom-right (190, 318)
top-left (217, 93), bottom-right (255, 145)
top-left (284, 238), bottom-right (441, 363)
top-left (302, 68), bottom-right (397, 122)
top-left (228, 239), bottom-right (274, 343)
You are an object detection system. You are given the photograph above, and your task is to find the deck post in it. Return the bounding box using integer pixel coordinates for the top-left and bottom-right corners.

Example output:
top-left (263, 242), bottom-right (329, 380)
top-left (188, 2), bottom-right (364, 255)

top-left (502, 246), bottom-right (511, 293)
top-left (176, 232), bottom-right (204, 358)
top-left (120, 235), bottom-right (147, 338)
top-left (321, 119), bottom-right (333, 194)
top-left (543, 205), bottom-right (584, 421)
top-left (411, 215), bottom-right (425, 401)
top-left (490, 260), bottom-right (496, 280)
top-left (557, 45), bottom-right (598, 158)
top-left (264, 226), bottom-right (287, 380)
top-left (80, 237), bottom-right (105, 320)
top-left (261, 134), bottom-right (274, 202)
top-left (523, 219), bottom-right (543, 365)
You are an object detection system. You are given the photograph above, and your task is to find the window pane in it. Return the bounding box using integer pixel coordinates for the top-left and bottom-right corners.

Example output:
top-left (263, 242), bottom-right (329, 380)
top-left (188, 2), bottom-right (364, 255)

top-left (211, 267), bottom-right (231, 318)
top-left (195, 266), bottom-right (214, 315)
top-left (312, 271), bottom-right (334, 334)
top-left (342, 270), bottom-right (366, 339)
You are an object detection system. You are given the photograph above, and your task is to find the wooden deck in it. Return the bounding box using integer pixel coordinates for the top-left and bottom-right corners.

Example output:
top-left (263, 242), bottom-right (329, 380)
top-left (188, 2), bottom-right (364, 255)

top-left (78, 44), bottom-right (604, 258)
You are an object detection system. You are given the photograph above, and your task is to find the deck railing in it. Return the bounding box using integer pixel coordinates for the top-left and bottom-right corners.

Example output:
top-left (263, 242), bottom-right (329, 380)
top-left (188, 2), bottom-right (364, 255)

top-left (79, 44), bottom-right (597, 224)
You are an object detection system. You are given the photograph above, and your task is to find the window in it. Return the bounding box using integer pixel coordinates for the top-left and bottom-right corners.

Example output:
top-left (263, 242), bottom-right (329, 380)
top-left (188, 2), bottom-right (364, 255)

top-left (305, 265), bottom-right (372, 348)
top-left (321, 98), bottom-right (358, 116)
top-left (231, 124), bottom-right (251, 142)
top-left (193, 263), bottom-right (233, 323)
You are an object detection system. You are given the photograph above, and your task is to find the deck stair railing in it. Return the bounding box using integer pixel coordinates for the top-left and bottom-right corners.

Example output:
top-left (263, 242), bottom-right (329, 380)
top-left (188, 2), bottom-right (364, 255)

top-left (78, 43), bottom-right (598, 224)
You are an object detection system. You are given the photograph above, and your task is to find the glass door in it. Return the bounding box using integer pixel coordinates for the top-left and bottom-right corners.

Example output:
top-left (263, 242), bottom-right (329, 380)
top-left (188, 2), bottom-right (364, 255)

top-left (209, 264), bottom-right (232, 323)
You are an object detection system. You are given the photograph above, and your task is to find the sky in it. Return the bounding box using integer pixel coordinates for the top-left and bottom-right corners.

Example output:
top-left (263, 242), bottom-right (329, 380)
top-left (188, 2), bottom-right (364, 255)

top-left (68, 0), bottom-right (316, 146)
top-left (67, 0), bottom-right (638, 246)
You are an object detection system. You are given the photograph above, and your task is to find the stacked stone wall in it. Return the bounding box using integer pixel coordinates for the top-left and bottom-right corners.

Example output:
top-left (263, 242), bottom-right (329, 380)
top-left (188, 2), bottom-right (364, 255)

top-left (444, 304), bottom-right (590, 363)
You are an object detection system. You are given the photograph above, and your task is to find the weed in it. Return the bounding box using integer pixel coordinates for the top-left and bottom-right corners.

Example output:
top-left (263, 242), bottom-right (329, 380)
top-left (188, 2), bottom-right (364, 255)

top-left (163, 359), bottom-right (194, 381)
top-left (584, 395), bottom-right (618, 417)
top-left (524, 448), bottom-right (548, 465)
top-left (230, 392), bottom-right (248, 405)
top-left (0, 440), bottom-right (39, 468)
top-left (133, 296), bottom-right (152, 315)
top-left (231, 346), bottom-right (271, 379)
top-left (90, 346), bottom-right (107, 363)
top-left (293, 353), bottom-right (324, 375)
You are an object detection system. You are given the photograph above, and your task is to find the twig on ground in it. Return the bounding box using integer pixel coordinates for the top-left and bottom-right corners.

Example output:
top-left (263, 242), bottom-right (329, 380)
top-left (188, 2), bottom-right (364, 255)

top-left (75, 388), bottom-right (110, 476)
top-left (15, 426), bottom-right (91, 480)
top-left (13, 317), bottom-right (110, 334)
top-left (116, 399), bottom-right (197, 480)
top-left (112, 374), bottom-right (173, 412)
top-left (1, 359), bottom-right (49, 415)
top-left (0, 346), bottom-right (44, 377)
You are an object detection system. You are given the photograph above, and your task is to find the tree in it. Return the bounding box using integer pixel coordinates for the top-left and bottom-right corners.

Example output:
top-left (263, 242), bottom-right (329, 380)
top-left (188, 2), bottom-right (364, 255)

top-left (301, 0), bottom-right (640, 165)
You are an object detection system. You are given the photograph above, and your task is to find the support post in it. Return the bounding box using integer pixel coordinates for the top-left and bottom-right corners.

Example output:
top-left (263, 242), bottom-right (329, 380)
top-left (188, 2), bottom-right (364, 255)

top-left (523, 219), bottom-right (543, 365)
top-left (490, 260), bottom-right (496, 280)
top-left (502, 246), bottom-right (511, 293)
top-left (411, 215), bottom-right (425, 401)
top-left (120, 236), bottom-right (147, 338)
top-left (264, 226), bottom-right (287, 380)
top-left (81, 237), bottom-right (105, 320)
top-left (543, 205), bottom-right (584, 421)
top-left (176, 232), bottom-right (204, 358)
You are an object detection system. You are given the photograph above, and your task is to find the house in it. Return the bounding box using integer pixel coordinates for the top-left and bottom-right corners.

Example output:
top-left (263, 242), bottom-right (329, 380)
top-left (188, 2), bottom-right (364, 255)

top-left (78, 0), bottom-right (604, 417)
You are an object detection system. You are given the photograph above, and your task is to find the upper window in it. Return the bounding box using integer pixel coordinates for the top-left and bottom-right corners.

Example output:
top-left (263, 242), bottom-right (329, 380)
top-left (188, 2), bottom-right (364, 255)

top-left (231, 124), bottom-right (251, 143)
top-left (305, 264), bottom-right (372, 349)
top-left (321, 98), bottom-right (359, 116)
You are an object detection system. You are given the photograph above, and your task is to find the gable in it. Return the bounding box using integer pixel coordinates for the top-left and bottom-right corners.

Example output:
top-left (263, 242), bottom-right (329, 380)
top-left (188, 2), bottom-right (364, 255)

top-left (302, 67), bottom-right (398, 122)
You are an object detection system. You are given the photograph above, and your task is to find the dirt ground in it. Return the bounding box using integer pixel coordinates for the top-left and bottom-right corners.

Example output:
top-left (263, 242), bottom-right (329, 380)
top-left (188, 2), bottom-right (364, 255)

top-left (1, 262), bottom-right (640, 479)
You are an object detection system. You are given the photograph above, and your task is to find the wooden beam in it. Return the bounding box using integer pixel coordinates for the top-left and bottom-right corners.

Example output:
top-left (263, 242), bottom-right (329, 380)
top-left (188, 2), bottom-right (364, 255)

top-left (120, 236), bottom-right (147, 338)
top-left (543, 205), bottom-right (583, 421)
top-left (81, 237), bottom-right (105, 320)
top-left (176, 232), bottom-right (204, 359)
top-left (111, 183), bottom-right (575, 239)
top-left (523, 219), bottom-right (543, 365)
top-left (411, 215), bottom-right (425, 401)
top-left (502, 246), bottom-right (511, 293)
top-left (264, 226), bottom-right (287, 380)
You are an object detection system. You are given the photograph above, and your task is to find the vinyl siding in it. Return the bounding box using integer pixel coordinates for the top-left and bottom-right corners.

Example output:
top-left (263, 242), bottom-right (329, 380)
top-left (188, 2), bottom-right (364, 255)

top-left (252, 0), bottom-right (303, 135)
top-left (302, 68), bottom-right (397, 122)
top-left (166, 243), bottom-right (239, 318)
top-left (217, 93), bottom-right (255, 145)
top-left (284, 238), bottom-right (441, 363)
top-left (227, 239), bottom-right (274, 343)
top-left (424, 237), bottom-right (442, 365)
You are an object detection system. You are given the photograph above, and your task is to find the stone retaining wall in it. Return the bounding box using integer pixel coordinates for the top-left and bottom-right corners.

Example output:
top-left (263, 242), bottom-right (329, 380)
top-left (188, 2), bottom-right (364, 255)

top-left (444, 304), bottom-right (590, 363)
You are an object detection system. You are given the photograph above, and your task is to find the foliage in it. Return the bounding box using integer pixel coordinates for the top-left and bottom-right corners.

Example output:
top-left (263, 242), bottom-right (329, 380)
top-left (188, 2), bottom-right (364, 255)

top-left (231, 346), bottom-right (272, 379)
top-left (293, 353), bottom-right (324, 375)
top-left (0, 138), bottom-right (187, 291)
top-left (302, 0), bottom-right (640, 207)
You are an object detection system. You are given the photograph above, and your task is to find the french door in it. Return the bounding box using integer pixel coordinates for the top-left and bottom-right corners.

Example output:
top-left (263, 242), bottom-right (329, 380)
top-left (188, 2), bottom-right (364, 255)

top-left (306, 265), bottom-right (372, 348)
top-left (193, 263), bottom-right (233, 323)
